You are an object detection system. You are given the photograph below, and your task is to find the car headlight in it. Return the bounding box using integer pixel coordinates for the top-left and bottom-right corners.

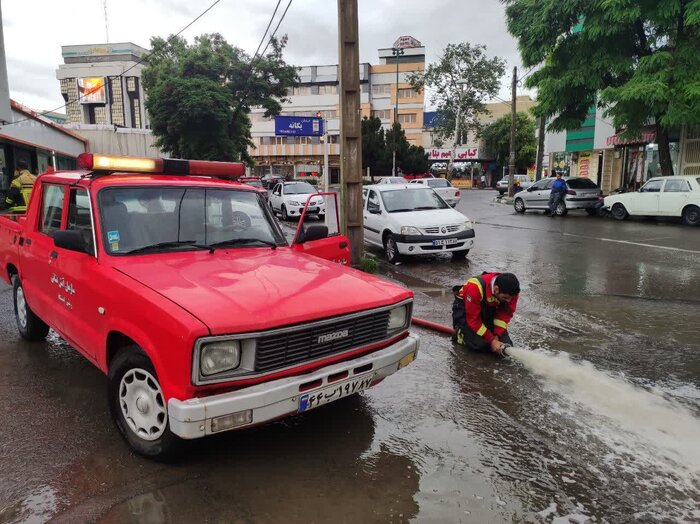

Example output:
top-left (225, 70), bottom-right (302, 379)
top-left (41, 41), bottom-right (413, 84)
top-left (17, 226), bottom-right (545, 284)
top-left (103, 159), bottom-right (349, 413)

top-left (400, 226), bottom-right (421, 235)
top-left (388, 305), bottom-right (409, 331)
top-left (288, 200), bottom-right (301, 206)
top-left (461, 220), bottom-right (473, 231)
top-left (200, 340), bottom-right (241, 376)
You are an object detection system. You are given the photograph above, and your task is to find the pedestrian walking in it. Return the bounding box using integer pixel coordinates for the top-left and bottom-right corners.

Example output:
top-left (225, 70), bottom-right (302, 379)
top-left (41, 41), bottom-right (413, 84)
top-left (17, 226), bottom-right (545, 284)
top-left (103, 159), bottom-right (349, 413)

top-left (548, 172), bottom-right (567, 217)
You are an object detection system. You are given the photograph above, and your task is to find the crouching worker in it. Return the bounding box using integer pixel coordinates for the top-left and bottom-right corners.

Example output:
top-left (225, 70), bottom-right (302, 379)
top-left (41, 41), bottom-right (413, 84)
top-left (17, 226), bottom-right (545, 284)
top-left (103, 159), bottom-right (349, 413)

top-left (452, 272), bottom-right (520, 356)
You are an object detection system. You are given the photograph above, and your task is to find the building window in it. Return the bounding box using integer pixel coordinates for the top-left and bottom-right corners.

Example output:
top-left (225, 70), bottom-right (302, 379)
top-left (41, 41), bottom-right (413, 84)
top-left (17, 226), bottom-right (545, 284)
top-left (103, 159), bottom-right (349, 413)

top-left (398, 113), bottom-right (417, 124)
top-left (318, 84), bottom-right (338, 95)
top-left (372, 109), bottom-right (391, 120)
top-left (109, 77), bottom-right (125, 126)
top-left (60, 78), bottom-right (81, 123)
top-left (320, 110), bottom-right (337, 119)
top-left (371, 84), bottom-right (391, 96)
top-left (398, 88), bottom-right (415, 99)
top-left (126, 77), bottom-right (142, 128)
top-left (293, 86), bottom-right (312, 96)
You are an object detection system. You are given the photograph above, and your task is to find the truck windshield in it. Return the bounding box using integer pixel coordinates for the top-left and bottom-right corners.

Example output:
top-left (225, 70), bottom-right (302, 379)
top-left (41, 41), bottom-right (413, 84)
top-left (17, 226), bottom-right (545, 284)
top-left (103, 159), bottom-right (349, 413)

top-left (99, 187), bottom-right (285, 255)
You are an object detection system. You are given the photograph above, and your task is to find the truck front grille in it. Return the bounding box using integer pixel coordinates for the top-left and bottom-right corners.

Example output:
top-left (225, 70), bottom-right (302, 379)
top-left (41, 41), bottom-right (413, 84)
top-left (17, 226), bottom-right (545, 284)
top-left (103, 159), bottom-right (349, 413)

top-left (254, 311), bottom-right (391, 372)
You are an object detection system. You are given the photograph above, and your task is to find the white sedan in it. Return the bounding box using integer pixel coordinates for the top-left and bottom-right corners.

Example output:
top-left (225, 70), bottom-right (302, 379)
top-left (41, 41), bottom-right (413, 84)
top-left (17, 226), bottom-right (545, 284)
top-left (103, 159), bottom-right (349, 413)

top-left (362, 184), bottom-right (475, 263)
top-left (269, 181), bottom-right (325, 221)
top-left (409, 178), bottom-right (461, 207)
top-left (603, 176), bottom-right (700, 226)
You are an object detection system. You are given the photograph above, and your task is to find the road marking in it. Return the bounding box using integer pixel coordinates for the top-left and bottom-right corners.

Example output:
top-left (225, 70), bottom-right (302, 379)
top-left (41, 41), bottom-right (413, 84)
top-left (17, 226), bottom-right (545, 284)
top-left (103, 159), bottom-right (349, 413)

top-left (562, 233), bottom-right (700, 254)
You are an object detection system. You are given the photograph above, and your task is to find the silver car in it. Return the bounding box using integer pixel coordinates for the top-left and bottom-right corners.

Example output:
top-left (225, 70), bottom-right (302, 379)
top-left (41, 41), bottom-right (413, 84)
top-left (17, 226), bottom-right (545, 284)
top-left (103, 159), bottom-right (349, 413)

top-left (513, 176), bottom-right (601, 216)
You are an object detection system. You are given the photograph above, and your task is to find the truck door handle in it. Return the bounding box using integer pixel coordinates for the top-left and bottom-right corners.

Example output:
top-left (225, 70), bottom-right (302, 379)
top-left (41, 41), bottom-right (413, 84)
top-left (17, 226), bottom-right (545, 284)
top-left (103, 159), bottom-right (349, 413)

top-left (50, 251), bottom-right (58, 259)
top-left (23, 237), bottom-right (31, 246)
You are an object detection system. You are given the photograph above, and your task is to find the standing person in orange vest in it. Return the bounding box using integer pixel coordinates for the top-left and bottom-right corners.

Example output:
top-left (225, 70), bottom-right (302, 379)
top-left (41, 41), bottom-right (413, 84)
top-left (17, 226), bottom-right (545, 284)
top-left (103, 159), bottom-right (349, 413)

top-left (452, 272), bottom-right (520, 356)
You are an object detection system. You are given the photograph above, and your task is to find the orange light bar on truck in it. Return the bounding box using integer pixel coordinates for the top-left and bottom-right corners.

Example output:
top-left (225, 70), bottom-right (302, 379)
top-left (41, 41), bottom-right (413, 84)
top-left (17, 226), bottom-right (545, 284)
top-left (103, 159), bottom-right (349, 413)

top-left (77, 153), bottom-right (246, 179)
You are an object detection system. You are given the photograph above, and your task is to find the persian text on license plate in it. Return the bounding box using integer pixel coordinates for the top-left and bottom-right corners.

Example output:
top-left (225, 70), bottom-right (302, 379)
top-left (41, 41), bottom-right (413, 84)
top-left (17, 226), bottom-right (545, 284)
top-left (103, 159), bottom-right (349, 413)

top-left (432, 238), bottom-right (459, 246)
top-left (298, 373), bottom-right (374, 412)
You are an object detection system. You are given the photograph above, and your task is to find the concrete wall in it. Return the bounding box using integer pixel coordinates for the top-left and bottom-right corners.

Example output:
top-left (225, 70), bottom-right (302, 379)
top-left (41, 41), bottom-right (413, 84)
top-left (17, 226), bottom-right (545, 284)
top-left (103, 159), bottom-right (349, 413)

top-left (3, 107), bottom-right (86, 157)
top-left (66, 125), bottom-right (161, 157)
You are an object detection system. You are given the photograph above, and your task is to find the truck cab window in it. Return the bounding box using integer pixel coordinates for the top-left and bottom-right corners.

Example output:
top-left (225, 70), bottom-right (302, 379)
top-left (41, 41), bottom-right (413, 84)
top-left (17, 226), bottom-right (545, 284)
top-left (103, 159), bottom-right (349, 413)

top-left (67, 189), bottom-right (94, 253)
top-left (41, 185), bottom-right (65, 236)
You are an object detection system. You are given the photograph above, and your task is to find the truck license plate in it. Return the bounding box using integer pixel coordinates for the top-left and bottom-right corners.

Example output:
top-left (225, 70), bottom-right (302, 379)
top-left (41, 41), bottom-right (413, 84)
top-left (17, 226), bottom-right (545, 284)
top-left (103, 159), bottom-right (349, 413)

top-left (298, 373), bottom-right (374, 412)
top-left (432, 238), bottom-right (458, 246)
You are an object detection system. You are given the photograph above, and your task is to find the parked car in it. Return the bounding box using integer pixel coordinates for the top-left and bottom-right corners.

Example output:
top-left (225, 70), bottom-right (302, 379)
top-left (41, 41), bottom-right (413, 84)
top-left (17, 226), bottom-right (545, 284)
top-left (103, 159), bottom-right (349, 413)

top-left (409, 178), bottom-right (461, 207)
top-left (603, 176), bottom-right (700, 226)
top-left (362, 184), bottom-right (475, 263)
top-left (497, 174), bottom-right (533, 195)
top-left (513, 176), bottom-right (601, 216)
top-left (0, 153), bottom-right (418, 459)
top-left (261, 174), bottom-right (285, 189)
top-left (377, 176), bottom-right (410, 185)
top-left (269, 181), bottom-right (325, 220)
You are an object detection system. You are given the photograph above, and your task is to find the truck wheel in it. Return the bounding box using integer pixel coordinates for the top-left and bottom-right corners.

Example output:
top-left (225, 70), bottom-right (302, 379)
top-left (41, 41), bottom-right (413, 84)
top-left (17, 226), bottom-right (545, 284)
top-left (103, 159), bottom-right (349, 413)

top-left (281, 205), bottom-right (289, 221)
top-left (13, 277), bottom-right (49, 341)
top-left (682, 205), bottom-right (700, 226)
top-left (108, 347), bottom-right (182, 460)
top-left (383, 234), bottom-right (401, 264)
top-left (611, 203), bottom-right (628, 221)
top-left (514, 198), bottom-right (526, 214)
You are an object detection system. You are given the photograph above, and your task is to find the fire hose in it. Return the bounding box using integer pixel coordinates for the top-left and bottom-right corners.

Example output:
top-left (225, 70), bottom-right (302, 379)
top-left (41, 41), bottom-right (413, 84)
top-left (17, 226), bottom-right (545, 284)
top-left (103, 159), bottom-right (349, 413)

top-left (410, 316), bottom-right (510, 357)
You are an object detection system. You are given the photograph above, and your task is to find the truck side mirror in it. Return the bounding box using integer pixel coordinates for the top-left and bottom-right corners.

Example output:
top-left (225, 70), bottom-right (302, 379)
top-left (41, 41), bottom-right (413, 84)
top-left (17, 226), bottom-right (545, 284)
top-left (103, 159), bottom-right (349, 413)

top-left (53, 230), bottom-right (88, 253)
top-left (298, 225), bottom-right (328, 243)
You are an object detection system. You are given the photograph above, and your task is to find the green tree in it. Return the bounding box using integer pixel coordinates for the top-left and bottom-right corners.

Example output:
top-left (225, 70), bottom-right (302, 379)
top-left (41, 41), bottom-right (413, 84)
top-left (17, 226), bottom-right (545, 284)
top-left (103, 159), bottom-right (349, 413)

top-left (408, 43), bottom-right (506, 149)
top-left (403, 145), bottom-right (430, 174)
top-left (503, 0), bottom-right (700, 176)
top-left (361, 116), bottom-right (386, 180)
top-left (384, 122), bottom-right (410, 171)
top-left (142, 33), bottom-right (297, 162)
top-left (481, 112), bottom-right (537, 171)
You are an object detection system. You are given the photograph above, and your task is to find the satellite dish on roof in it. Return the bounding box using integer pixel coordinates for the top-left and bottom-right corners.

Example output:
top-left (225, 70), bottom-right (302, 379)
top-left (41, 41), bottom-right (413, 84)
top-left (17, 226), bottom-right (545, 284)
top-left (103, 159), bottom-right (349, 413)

top-left (392, 36), bottom-right (422, 49)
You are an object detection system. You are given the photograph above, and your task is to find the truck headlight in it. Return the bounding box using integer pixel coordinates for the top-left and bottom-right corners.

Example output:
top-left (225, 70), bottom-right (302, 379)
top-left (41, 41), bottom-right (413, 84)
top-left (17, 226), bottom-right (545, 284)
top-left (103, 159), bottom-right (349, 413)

top-left (200, 341), bottom-right (241, 376)
top-left (400, 226), bottom-right (421, 236)
top-left (388, 305), bottom-right (409, 331)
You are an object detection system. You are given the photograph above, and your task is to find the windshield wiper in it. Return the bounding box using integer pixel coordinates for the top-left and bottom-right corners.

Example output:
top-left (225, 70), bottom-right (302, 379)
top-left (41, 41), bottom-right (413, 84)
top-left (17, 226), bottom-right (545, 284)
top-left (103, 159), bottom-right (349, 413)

top-left (207, 238), bottom-right (278, 249)
top-left (414, 206), bottom-right (440, 210)
top-left (388, 208), bottom-right (414, 213)
top-left (125, 240), bottom-right (213, 255)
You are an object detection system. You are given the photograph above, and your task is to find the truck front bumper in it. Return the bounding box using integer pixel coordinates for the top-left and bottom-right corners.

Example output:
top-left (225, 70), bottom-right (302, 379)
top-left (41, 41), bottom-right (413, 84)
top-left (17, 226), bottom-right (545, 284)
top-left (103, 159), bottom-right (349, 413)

top-left (168, 333), bottom-right (420, 439)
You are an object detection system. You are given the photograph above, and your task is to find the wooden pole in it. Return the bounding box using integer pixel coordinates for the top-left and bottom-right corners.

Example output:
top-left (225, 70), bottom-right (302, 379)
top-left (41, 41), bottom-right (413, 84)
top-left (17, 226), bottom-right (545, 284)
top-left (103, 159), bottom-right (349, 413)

top-left (535, 116), bottom-right (546, 180)
top-left (338, 0), bottom-right (363, 265)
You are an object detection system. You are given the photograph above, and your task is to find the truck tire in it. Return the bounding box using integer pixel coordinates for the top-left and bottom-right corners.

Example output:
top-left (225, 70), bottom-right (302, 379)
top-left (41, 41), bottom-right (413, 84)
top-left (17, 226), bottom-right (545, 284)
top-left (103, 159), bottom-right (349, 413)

top-left (108, 347), bottom-right (183, 461)
top-left (13, 277), bottom-right (49, 341)
top-left (682, 205), bottom-right (700, 226)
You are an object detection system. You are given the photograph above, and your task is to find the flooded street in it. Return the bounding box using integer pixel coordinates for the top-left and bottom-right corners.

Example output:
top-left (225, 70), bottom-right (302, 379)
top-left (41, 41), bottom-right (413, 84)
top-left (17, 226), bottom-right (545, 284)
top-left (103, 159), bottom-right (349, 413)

top-left (1, 190), bottom-right (699, 523)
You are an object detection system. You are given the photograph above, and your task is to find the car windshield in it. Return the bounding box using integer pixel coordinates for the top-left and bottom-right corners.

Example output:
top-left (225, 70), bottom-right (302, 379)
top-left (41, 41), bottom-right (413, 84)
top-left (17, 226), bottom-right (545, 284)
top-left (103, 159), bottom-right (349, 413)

top-left (380, 188), bottom-right (449, 212)
top-left (427, 179), bottom-right (450, 188)
top-left (284, 182), bottom-right (316, 195)
top-left (99, 187), bottom-right (284, 255)
top-left (566, 178), bottom-right (598, 189)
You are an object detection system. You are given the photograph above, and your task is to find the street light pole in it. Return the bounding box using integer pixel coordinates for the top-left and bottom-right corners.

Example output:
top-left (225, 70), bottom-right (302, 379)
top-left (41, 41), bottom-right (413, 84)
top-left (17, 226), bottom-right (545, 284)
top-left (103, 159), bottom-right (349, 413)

top-left (392, 47), bottom-right (404, 177)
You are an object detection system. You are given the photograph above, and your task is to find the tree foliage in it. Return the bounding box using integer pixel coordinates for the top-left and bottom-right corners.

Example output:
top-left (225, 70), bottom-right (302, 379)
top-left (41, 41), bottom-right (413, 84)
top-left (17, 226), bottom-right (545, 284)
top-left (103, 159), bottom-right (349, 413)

top-left (361, 117), bottom-right (429, 175)
top-left (481, 112), bottom-right (537, 171)
top-left (142, 33), bottom-right (297, 162)
top-left (503, 0), bottom-right (700, 175)
top-left (408, 43), bottom-right (506, 144)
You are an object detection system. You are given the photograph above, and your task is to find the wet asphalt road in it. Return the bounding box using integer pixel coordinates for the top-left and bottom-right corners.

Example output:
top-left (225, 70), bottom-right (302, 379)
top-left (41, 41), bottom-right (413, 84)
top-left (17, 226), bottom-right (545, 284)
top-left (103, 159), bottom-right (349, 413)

top-left (1, 190), bottom-right (699, 523)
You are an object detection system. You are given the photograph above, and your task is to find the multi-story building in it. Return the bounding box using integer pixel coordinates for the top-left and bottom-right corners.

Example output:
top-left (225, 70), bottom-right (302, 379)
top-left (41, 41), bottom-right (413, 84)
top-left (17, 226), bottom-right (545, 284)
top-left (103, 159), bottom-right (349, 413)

top-left (248, 36), bottom-right (426, 180)
top-left (55, 43), bottom-right (161, 157)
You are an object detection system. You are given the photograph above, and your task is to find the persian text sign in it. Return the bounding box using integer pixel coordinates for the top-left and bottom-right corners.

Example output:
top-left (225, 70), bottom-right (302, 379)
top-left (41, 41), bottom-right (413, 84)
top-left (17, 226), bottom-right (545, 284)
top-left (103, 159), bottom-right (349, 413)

top-left (428, 148), bottom-right (480, 161)
top-left (274, 116), bottom-right (324, 137)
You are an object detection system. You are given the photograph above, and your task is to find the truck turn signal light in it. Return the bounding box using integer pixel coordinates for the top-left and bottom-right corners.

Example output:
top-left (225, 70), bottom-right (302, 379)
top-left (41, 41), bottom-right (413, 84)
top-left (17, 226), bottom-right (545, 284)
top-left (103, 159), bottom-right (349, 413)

top-left (77, 153), bottom-right (246, 179)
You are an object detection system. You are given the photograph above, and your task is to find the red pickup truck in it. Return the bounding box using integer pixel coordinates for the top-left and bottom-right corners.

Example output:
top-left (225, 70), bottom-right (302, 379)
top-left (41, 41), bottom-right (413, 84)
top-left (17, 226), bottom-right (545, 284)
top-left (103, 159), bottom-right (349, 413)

top-left (0, 153), bottom-right (419, 459)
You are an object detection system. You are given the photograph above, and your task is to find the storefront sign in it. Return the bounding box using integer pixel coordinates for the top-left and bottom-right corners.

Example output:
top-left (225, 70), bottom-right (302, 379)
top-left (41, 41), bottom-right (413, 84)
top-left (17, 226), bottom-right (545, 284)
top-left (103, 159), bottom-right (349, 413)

top-left (427, 148), bottom-right (480, 161)
top-left (274, 116), bottom-right (324, 137)
top-left (578, 151), bottom-right (593, 177)
top-left (77, 77), bottom-right (106, 104)
top-left (606, 130), bottom-right (656, 146)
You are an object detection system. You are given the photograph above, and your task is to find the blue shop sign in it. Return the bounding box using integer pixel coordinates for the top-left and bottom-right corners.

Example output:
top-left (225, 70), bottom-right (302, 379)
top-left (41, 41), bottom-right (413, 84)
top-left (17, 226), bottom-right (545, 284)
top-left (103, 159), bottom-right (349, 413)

top-left (274, 116), bottom-right (324, 137)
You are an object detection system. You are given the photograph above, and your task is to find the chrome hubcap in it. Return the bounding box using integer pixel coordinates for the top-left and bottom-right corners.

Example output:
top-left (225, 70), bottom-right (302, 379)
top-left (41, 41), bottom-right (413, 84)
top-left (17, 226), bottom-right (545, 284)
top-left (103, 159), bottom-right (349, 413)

top-left (386, 239), bottom-right (395, 259)
top-left (119, 368), bottom-right (167, 441)
top-left (16, 286), bottom-right (27, 330)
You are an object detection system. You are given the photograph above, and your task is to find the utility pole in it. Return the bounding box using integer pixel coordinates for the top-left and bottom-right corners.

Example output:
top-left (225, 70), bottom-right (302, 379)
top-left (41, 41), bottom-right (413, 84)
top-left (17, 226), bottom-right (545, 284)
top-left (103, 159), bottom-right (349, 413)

top-left (323, 116), bottom-right (329, 192)
top-left (338, 0), bottom-right (363, 265)
top-left (535, 116), bottom-right (546, 181)
top-left (392, 47), bottom-right (404, 177)
top-left (508, 66), bottom-right (517, 197)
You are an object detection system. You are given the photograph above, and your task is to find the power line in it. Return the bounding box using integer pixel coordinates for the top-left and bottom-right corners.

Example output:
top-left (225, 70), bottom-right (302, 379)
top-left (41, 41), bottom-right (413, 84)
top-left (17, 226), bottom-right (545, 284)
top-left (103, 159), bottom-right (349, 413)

top-left (232, 0), bottom-right (294, 118)
top-left (3, 0), bottom-right (226, 128)
top-left (252, 0), bottom-right (282, 62)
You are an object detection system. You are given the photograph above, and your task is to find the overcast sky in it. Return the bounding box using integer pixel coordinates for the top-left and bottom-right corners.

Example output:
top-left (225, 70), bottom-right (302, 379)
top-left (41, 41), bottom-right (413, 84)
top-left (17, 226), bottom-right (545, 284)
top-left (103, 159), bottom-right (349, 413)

top-left (2, 0), bottom-right (531, 112)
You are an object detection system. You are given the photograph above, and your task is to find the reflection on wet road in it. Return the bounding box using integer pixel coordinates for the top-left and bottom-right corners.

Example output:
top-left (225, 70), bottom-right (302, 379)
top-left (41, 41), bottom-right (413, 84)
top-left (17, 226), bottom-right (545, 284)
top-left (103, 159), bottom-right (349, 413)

top-left (1, 191), bottom-right (698, 523)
